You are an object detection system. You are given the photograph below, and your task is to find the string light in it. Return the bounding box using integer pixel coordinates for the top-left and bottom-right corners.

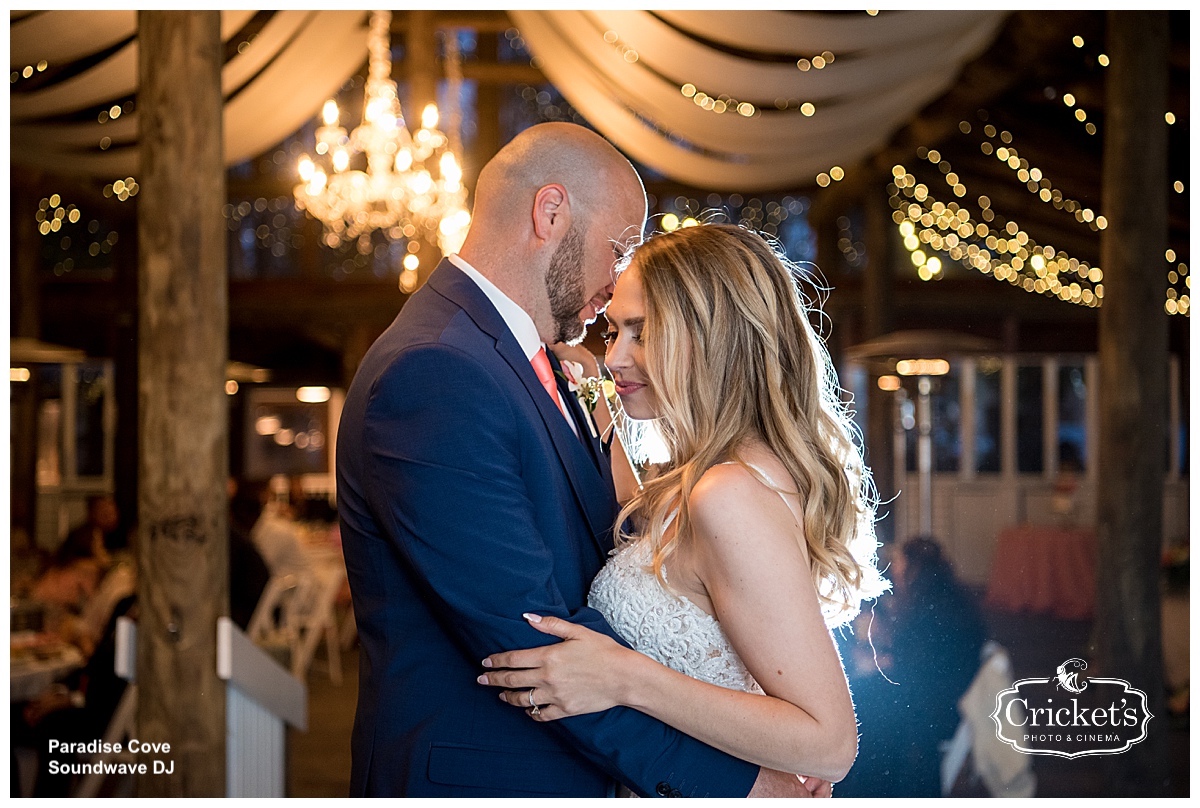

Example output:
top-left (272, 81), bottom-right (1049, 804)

top-left (603, 29), bottom-right (639, 64)
top-left (102, 177), bottom-right (140, 203)
top-left (1167, 255), bottom-right (1189, 316)
top-left (837, 215), bottom-right (866, 268)
top-left (974, 124), bottom-right (1104, 231)
top-left (679, 83), bottom-right (755, 117)
top-left (36, 195), bottom-right (87, 237)
top-left (659, 193), bottom-right (796, 239)
top-left (1165, 112), bottom-right (1176, 125)
top-left (11, 60), bottom-right (48, 84)
top-left (890, 158), bottom-right (1103, 307)
top-left (796, 51), bottom-right (835, 71)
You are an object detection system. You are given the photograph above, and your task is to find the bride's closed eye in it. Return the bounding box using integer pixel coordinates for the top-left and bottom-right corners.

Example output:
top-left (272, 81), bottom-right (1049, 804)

top-left (602, 329), bottom-right (642, 346)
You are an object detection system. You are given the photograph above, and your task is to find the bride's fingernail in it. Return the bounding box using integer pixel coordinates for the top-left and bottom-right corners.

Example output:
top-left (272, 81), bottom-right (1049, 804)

top-left (476, 674), bottom-right (488, 685)
top-left (523, 612), bottom-right (542, 623)
top-left (481, 658), bottom-right (493, 668)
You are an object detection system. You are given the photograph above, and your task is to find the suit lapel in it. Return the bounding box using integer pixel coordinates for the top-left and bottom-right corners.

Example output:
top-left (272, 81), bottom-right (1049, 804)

top-left (427, 261), bottom-right (614, 554)
top-left (547, 351), bottom-right (605, 472)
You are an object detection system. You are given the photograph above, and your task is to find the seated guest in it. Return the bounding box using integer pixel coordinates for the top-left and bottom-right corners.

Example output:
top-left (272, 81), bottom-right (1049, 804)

top-left (10, 499), bottom-right (47, 599)
top-left (838, 538), bottom-right (986, 797)
top-left (13, 596), bottom-right (137, 797)
top-left (242, 481), bottom-right (311, 580)
top-left (229, 481), bottom-right (271, 630)
top-left (30, 553), bottom-right (134, 660)
top-left (56, 495), bottom-right (124, 570)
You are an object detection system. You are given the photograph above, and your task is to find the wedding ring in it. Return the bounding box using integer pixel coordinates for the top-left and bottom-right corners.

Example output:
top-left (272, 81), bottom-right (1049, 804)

top-left (528, 689), bottom-right (541, 716)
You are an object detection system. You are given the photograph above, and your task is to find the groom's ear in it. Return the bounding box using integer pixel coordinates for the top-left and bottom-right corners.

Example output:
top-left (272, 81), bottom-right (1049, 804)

top-left (531, 184), bottom-right (569, 243)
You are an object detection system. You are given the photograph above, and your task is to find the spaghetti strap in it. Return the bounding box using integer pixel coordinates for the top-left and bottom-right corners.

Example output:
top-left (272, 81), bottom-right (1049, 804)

top-left (717, 460), bottom-right (795, 513)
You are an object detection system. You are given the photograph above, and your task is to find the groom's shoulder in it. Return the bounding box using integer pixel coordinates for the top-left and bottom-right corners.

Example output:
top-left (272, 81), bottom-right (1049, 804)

top-left (368, 285), bottom-right (491, 363)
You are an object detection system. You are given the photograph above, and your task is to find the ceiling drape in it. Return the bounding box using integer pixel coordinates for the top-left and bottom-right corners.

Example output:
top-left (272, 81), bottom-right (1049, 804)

top-left (508, 10), bottom-right (1007, 190)
top-left (9, 10), bottom-right (368, 177)
top-left (10, 10), bottom-right (1007, 190)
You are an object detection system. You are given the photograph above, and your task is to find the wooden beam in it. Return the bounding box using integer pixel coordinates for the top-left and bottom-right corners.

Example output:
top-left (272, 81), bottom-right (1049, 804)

top-left (460, 61), bottom-right (545, 86)
top-left (389, 9), bottom-right (514, 34)
top-left (136, 11), bottom-right (227, 796)
top-left (1093, 10), bottom-right (1170, 795)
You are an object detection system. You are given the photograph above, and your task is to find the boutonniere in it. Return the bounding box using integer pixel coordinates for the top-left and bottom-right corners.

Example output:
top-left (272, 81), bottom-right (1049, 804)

top-left (557, 360), bottom-right (608, 415)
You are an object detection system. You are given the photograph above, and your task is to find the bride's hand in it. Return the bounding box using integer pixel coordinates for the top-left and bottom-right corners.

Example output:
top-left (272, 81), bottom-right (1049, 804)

top-left (478, 613), bottom-right (635, 721)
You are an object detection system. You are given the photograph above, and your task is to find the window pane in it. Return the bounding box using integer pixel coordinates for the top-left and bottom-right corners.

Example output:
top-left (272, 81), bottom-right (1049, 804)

top-left (901, 369), bottom-right (960, 473)
top-left (975, 359), bottom-right (1002, 473)
top-left (1057, 364), bottom-right (1086, 471)
top-left (1017, 365), bottom-right (1044, 474)
top-left (932, 368), bottom-right (961, 472)
top-left (75, 362), bottom-right (108, 478)
top-left (34, 366), bottom-right (63, 488)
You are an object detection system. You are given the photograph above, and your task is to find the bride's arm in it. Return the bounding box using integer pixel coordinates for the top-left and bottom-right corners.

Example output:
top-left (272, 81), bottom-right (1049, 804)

top-left (479, 467), bottom-right (859, 782)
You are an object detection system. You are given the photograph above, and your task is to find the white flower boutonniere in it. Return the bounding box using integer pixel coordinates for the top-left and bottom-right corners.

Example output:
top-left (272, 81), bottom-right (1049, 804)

top-left (558, 360), bottom-right (606, 415)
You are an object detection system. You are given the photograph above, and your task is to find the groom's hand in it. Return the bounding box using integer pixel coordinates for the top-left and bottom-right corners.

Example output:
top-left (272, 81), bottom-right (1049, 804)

top-left (748, 768), bottom-right (826, 798)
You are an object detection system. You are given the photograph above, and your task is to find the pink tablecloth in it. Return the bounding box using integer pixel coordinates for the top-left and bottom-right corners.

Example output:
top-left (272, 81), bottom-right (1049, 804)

top-left (984, 524), bottom-right (1096, 619)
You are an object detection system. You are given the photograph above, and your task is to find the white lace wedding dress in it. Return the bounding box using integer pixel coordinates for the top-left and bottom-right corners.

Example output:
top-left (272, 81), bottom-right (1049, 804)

top-left (588, 538), bottom-right (764, 695)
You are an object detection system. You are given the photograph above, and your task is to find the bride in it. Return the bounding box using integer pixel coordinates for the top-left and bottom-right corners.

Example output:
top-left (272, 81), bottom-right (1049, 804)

top-left (477, 223), bottom-right (888, 786)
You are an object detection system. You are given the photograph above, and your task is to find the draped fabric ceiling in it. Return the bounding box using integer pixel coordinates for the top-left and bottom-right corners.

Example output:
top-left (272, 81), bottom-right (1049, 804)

top-left (10, 10), bottom-right (369, 177)
top-left (10, 9), bottom-right (1006, 190)
top-left (509, 10), bottom-right (1007, 189)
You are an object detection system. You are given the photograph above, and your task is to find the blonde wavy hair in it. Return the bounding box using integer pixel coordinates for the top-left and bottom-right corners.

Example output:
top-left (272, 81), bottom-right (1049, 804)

top-left (615, 223), bottom-right (888, 627)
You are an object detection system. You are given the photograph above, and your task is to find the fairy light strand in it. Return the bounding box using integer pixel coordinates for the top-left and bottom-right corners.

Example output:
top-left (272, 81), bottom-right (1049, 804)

top-left (889, 157), bottom-right (1103, 307)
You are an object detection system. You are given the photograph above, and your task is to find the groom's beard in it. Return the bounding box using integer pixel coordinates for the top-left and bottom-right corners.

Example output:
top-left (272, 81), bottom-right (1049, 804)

top-left (546, 223), bottom-right (587, 345)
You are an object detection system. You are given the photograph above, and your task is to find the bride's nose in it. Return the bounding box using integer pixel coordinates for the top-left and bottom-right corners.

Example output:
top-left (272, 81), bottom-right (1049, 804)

top-left (604, 335), bottom-right (631, 372)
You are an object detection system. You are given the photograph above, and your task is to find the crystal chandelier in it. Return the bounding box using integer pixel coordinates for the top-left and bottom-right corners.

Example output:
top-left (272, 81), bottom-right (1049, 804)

top-left (294, 10), bottom-right (471, 258)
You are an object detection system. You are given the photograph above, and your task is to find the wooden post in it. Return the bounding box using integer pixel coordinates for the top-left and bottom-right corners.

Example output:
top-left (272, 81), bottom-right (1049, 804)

top-left (406, 10), bottom-right (438, 119)
top-left (406, 10), bottom-right (442, 281)
top-left (1094, 10), bottom-right (1170, 795)
top-left (11, 175), bottom-right (42, 543)
top-left (113, 216), bottom-right (140, 540)
top-left (136, 11), bottom-right (228, 797)
top-left (863, 185), bottom-right (896, 544)
top-left (469, 32), bottom-right (502, 195)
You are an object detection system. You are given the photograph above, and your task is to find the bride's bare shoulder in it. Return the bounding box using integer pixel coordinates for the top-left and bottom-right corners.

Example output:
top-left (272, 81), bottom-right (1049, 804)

top-left (688, 457), bottom-right (792, 532)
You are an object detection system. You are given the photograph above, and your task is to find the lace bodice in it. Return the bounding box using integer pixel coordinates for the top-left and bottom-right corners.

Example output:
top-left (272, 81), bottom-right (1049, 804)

top-left (588, 540), bottom-right (763, 694)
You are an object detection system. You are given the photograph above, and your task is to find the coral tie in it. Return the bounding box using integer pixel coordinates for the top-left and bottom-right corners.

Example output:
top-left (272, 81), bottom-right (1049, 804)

top-left (531, 347), bottom-right (566, 416)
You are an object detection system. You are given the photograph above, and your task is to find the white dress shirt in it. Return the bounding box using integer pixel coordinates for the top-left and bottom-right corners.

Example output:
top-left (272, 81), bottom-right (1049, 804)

top-left (448, 254), bottom-right (578, 436)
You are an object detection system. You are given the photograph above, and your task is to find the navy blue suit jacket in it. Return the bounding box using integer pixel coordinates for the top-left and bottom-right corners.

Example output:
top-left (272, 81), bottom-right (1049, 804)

top-left (336, 259), bottom-right (760, 797)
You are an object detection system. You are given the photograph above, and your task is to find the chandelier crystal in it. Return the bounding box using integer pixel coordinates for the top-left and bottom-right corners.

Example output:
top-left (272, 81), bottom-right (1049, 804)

top-left (294, 10), bottom-right (470, 258)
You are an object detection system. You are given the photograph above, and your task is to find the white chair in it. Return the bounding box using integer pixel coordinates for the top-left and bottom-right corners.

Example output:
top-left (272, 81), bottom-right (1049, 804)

top-left (74, 617), bottom-right (139, 798)
top-left (247, 564), bottom-right (346, 684)
top-left (940, 641), bottom-right (1037, 797)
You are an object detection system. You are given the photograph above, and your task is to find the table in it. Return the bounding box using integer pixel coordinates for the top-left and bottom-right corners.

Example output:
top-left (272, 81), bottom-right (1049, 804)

top-left (11, 634), bottom-right (85, 702)
top-left (984, 523), bottom-right (1096, 620)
